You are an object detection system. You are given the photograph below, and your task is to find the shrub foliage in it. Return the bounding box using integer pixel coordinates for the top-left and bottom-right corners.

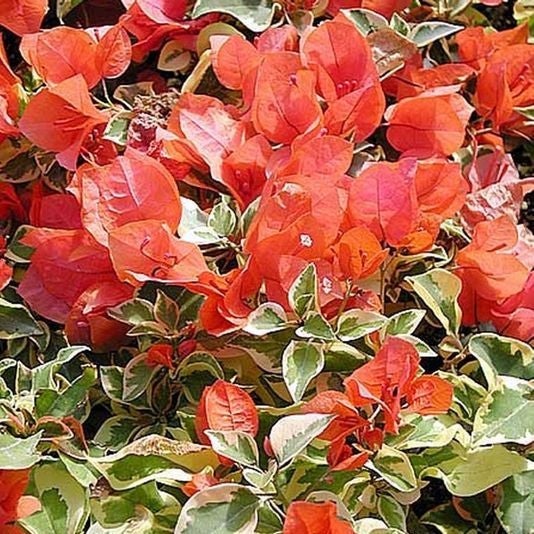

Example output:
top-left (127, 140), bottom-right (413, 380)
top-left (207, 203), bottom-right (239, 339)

top-left (0, 0), bottom-right (533, 533)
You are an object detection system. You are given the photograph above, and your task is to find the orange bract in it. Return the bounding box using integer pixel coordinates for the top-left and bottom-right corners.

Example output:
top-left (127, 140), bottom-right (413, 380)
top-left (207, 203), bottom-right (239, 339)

top-left (0, 469), bottom-right (41, 526)
top-left (385, 93), bottom-right (473, 157)
top-left (348, 159), bottom-right (419, 247)
top-left (21, 28), bottom-right (101, 88)
top-left (18, 75), bottom-right (108, 170)
top-left (301, 14), bottom-right (384, 140)
top-left (195, 379), bottom-right (259, 445)
top-left (70, 149), bottom-right (182, 247)
top-left (109, 220), bottom-right (208, 287)
top-left (211, 34), bottom-right (258, 90)
top-left (0, 0), bottom-right (47, 36)
top-left (251, 53), bottom-right (323, 144)
top-left (456, 216), bottom-right (529, 300)
top-left (283, 501), bottom-right (354, 534)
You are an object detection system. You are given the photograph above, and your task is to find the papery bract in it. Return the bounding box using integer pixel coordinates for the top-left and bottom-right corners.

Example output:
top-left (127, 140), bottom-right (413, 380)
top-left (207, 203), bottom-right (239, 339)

top-left (407, 376), bottom-right (454, 415)
top-left (415, 160), bottom-right (468, 218)
top-left (182, 472), bottom-right (220, 497)
top-left (220, 134), bottom-right (272, 210)
top-left (195, 379), bottom-right (259, 445)
top-left (18, 228), bottom-right (119, 323)
top-left (65, 281), bottom-right (133, 352)
top-left (21, 28), bottom-right (101, 89)
top-left (169, 93), bottom-right (245, 182)
top-left (0, 0), bottom-right (47, 36)
top-left (0, 183), bottom-right (26, 222)
top-left (301, 14), bottom-right (384, 140)
top-left (29, 184), bottom-right (82, 230)
top-left (211, 34), bottom-right (258, 91)
top-left (283, 501), bottom-right (354, 534)
top-left (94, 24), bottom-right (132, 79)
top-left (456, 216), bottom-right (529, 301)
top-left (250, 52), bottom-right (323, 144)
top-left (18, 75), bottom-right (108, 170)
top-left (70, 148), bottom-right (181, 246)
top-left (344, 337), bottom-right (451, 432)
top-left (474, 45), bottom-right (534, 130)
top-left (348, 159), bottom-right (419, 248)
top-left (333, 226), bottom-right (388, 281)
top-left (455, 25), bottom-right (529, 70)
top-left (196, 263), bottom-right (261, 336)
top-left (385, 94), bottom-right (473, 157)
top-left (109, 220), bottom-right (208, 287)
top-left (146, 343), bottom-right (175, 368)
top-left (0, 469), bottom-right (40, 527)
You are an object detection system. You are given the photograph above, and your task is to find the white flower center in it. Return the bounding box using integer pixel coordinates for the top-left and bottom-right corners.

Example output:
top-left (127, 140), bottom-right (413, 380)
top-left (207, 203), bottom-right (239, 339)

top-left (299, 234), bottom-right (313, 248)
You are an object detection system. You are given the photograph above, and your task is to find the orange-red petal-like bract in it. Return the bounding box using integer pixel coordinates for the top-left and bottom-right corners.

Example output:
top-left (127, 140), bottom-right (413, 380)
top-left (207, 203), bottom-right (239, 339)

top-left (283, 501), bottom-right (354, 534)
top-left (195, 379), bottom-right (259, 445)
top-left (18, 75), bottom-right (108, 170)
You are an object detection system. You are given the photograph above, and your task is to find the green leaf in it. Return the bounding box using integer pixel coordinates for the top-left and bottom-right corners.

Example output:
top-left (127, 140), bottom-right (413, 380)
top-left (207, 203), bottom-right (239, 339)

top-left (296, 312), bottom-right (336, 340)
top-left (56, 0), bottom-right (85, 20)
top-left (398, 334), bottom-right (437, 358)
top-left (123, 353), bottom-right (159, 402)
top-left (323, 341), bottom-right (367, 372)
top-left (108, 298), bottom-right (155, 326)
top-left (377, 494), bottom-right (406, 531)
top-left (60, 454), bottom-right (99, 488)
top-left (93, 415), bottom-right (140, 451)
top-left (438, 372), bottom-right (487, 424)
top-left (243, 460), bottom-right (276, 490)
top-left (20, 461), bottom-right (89, 534)
top-left (158, 40), bottom-right (192, 72)
top-left (31, 345), bottom-right (88, 392)
top-left (0, 297), bottom-right (43, 339)
top-left (352, 518), bottom-right (390, 533)
top-left (282, 341), bottom-right (324, 403)
top-left (407, 268), bottom-right (462, 337)
top-left (472, 376), bottom-right (534, 446)
top-left (496, 471), bottom-right (534, 534)
top-left (435, 445), bottom-right (532, 497)
top-left (175, 483), bottom-right (260, 533)
top-left (384, 309), bottom-right (426, 337)
top-left (288, 264), bottom-right (317, 318)
top-left (0, 431), bottom-right (42, 469)
top-left (336, 309), bottom-right (387, 341)
top-left (390, 12), bottom-right (410, 36)
top-left (154, 290), bottom-right (180, 332)
top-left (469, 333), bottom-right (534, 390)
top-left (341, 8), bottom-right (388, 35)
top-left (178, 352), bottom-right (224, 403)
top-left (206, 430), bottom-right (259, 467)
top-left (514, 105), bottom-right (534, 121)
top-left (91, 481), bottom-right (176, 530)
top-left (232, 331), bottom-right (292, 372)
top-left (409, 21), bottom-right (463, 47)
top-left (371, 445), bottom-right (418, 492)
top-left (178, 198), bottom-right (209, 237)
top-left (256, 502), bottom-right (284, 533)
top-left (103, 113), bottom-right (132, 146)
top-left (92, 435), bottom-right (219, 490)
top-left (208, 197), bottom-right (237, 237)
top-left (422, 503), bottom-right (477, 534)
top-left (243, 302), bottom-right (289, 336)
top-left (191, 0), bottom-right (277, 32)
top-left (269, 413), bottom-right (333, 466)
top-left (35, 367), bottom-right (97, 419)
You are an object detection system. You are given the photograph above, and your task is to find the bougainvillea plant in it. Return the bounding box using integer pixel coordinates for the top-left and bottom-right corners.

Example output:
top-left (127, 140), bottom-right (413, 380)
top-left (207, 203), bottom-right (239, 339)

top-left (0, 0), bottom-right (533, 532)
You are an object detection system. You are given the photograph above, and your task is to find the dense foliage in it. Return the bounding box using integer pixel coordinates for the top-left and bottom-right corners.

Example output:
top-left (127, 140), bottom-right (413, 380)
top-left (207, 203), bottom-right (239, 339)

top-left (0, 0), bottom-right (533, 533)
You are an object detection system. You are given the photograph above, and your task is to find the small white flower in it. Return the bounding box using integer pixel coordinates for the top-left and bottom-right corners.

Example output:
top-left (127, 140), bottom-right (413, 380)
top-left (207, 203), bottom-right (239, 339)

top-left (321, 277), bottom-right (333, 295)
top-left (299, 234), bottom-right (313, 248)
